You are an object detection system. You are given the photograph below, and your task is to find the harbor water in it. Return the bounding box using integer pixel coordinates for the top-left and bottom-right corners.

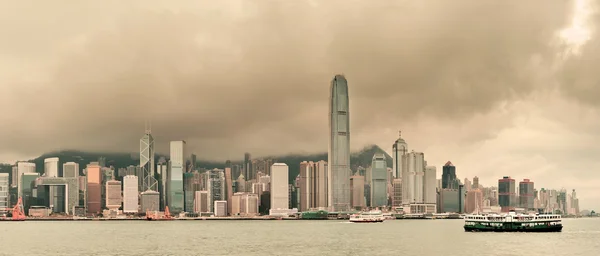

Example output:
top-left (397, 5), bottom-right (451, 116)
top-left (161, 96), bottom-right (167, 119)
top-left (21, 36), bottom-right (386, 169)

top-left (1, 218), bottom-right (599, 255)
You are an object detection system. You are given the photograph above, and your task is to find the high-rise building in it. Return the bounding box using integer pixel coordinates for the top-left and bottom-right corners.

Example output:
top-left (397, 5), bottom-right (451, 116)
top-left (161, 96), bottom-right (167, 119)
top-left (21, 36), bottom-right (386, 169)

top-left (315, 160), bottom-right (328, 208)
top-left (224, 167), bottom-right (233, 215)
top-left (370, 154), bottom-right (387, 207)
top-left (442, 162), bottom-right (458, 189)
top-left (140, 190), bottom-right (160, 213)
top-left (11, 165), bottom-right (18, 188)
top-left (123, 175), bottom-right (139, 213)
top-left (21, 173), bottom-right (39, 212)
top-left (17, 162), bottom-right (36, 198)
top-left (473, 176), bottom-right (480, 189)
top-left (464, 178), bottom-right (472, 191)
top-left (392, 179), bottom-right (402, 208)
top-left (140, 126), bottom-right (157, 192)
top-left (194, 191), bottom-right (209, 213)
top-left (105, 180), bottom-right (122, 210)
top-left (0, 173), bottom-right (9, 214)
top-left (231, 192), bottom-right (259, 216)
top-left (328, 74), bottom-right (351, 212)
top-left (157, 158), bottom-right (168, 211)
top-left (392, 131), bottom-right (408, 178)
top-left (244, 153), bottom-right (252, 180)
top-left (207, 169), bottom-right (225, 213)
top-left (214, 201), bottom-right (227, 217)
top-left (498, 176), bottom-right (516, 212)
top-left (63, 162), bottom-right (79, 178)
top-left (519, 179), bottom-right (534, 210)
top-left (465, 189), bottom-right (483, 214)
top-left (270, 163), bottom-right (289, 212)
top-left (424, 166), bottom-right (437, 204)
top-left (169, 141), bottom-right (186, 213)
top-left (350, 175), bottom-right (365, 209)
top-left (44, 157), bottom-right (59, 177)
top-left (298, 161), bottom-right (317, 211)
top-left (402, 151), bottom-right (425, 205)
top-left (86, 162), bottom-right (102, 215)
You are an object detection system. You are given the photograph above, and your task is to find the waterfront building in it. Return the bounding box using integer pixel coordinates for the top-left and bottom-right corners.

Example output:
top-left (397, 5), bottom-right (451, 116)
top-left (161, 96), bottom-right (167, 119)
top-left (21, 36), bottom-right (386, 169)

top-left (402, 151), bottom-right (425, 205)
top-left (270, 163), bottom-right (290, 215)
top-left (498, 176), bottom-right (516, 212)
top-left (350, 175), bottom-right (365, 209)
top-left (123, 175), bottom-right (139, 213)
top-left (442, 161), bottom-right (458, 189)
top-left (44, 157), bottom-right (59, 177)
top-left (328, 74), bottom-right (351, 212)
top-left (370, 154), bottom-right (388, 207)
top-left (169, 141), bottom-right (186, 213)
top-left (392, 179), bottom-right (402, 208)
top-left (315, 160), bottom-right (328, 208)
top-left (465, 189), bottom-right (484, 214)
top-left (440, 188), bottom-right (460, 213)
top-left (86, 162), bottom-right (102, 215)
top-left (214, 200), bottom-right (227, 217)
top-left (392, 131), bottom-right (408, 178)
top-left (140, 126), bottom-right (158, 192)
top-left (0, 173), bottom-right (8, 214)
top-left (36, 177), bottom-right (78, 215)
top-left (140, 190), bottom-right (160, 212)
top-left (207, 169), bottom-right (225, 213)
top-left (298, 161), bottom-right (317, 211)
top-left (231, 192), bottom-right (259, 216)
top-left (105, 180), bottom-right (122, 210)
top-left (21, 173), bottom-right (39, 211)
top-left (63, 162), bottom-right (79, 178)
top-left (519, 179), bottom-right (535, 210)
top-left (193, 191), bottom-right (209, 213)
top-left (157, 158), bottom-right (168, 210)
top-left (424, 166), bottom-right (437, 204)
top-left (17, 162), bottom-right (36, 198)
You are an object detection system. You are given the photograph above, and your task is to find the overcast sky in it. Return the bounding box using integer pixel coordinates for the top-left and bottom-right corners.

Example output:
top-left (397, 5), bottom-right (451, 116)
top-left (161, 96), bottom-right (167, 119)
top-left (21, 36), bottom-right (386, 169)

top-left (1, 1), bottom-right (599, 209)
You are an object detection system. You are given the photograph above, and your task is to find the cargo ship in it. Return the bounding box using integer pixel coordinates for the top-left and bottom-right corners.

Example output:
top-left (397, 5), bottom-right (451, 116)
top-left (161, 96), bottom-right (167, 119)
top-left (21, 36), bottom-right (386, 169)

top-left (349, 210), bottom-right (384, 223)
top-left (464, 211), bottom-right (562, 232)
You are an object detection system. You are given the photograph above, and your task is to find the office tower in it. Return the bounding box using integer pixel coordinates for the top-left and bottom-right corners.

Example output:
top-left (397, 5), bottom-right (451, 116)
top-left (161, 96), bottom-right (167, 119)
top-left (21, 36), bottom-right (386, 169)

top-left (157, 158), bottom-right (168, 210)
top-left (402, 151), bottom-right (425, 205)
top-left (63, 162), bottom-right (79, 178)
top-left (392, 179), bottom-right (402, 208)
top-left (231, 192), bottom-right (260, 216)
top-left (236, 174), bottom-right (246, 193)
top-left (44, 157), bottom-right (59, 177)
top-left (350, 175), bottom-right (365, 209)
top-left (473, 176), bottom-right (479, 189)
top-left (207, 169), bottom-right (225, 213)
top-left (244, 153), bottom-right (252, 180)
top-left (214, 201), bottom-right (227, 217)
top-left (498, 176), bottom-right (516, 212)
top-left (440, 189), bottom-right (460, 213)
top-left (465, 189), bottom-right (484, 214)
top-left (140, 126), bottom-right (157, 192)
top-left (442, 162), bottom-right (458, 189)
top-left (370, 154), bottom-right (387, 207)
top-left (123, 175), bottom-right (139, 213)
top-left (140, 190), bottom-right (160, 212)
top-left (105, 180), bottom-right (122, 210)
top-left (225, 167), bottom-right (233, 215)
top-left (328, 74), bottom-right (351, 212)
top-left (270, 163), bottom-right (289, 213)
top-left (194, 191), bottom-right (209, 213)
top-left (86, 162), bottom-right (102, 214)
top-left (298, 161), bottom-right (316, 211)
top-left (315, 160), bottom-right (328, 208)
top-left (392, 131), bottom-right (408, 178)
top-left (21, 173), bottom-right (39, 212)
top-left (458, 184), bottom-right (465, 213)
top-left (11, 165), bottom-right (17, 188)
top-left (464, 178), bottom-right (472, 191)
top-left (519, 179), bottom-right (534, 210)
top-left (0, 173), bottom-right (8, 214)
top-left (189, 154), bottom-right (197, 172)
top-left (126, 165), bottom-right (137, 176)
top-left (424, 166), bottom-right (437, 204)
top-left (169, 141), bottom-right (186, 213)
top-left (17, 162), bottom-right (36, 198)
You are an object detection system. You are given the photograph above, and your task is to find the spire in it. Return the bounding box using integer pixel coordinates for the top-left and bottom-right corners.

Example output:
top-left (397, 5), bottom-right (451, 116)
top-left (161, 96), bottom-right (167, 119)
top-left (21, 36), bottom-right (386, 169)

top-left (144, 120), bottom-right (152, 134)
top-left (398, 130), bottom-right (401, 138)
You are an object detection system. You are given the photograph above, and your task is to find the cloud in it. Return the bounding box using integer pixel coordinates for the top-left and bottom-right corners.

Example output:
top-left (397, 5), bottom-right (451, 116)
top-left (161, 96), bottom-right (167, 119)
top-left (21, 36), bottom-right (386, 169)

top-left (1, 0), bottom-right (599, 208)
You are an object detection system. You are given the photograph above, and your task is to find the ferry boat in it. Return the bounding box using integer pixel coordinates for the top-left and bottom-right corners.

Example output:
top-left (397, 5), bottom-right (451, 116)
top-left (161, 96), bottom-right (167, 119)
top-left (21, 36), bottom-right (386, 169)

top-left (349, 210), bottom-right (385, 223)
top-left (464, 211), bottom-right (562, 232)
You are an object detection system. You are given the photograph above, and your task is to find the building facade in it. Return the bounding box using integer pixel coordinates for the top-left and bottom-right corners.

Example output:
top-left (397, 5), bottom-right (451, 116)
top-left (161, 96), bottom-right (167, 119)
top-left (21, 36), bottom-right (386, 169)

top-left (105, 180), bottom-right (122, 210)
top-left (350, 175), bottom-right (365, 209)
top-left (194, 191), bottom-right (209, 213)
top-left (519, 179), bottom-right (535, 210)
top-left (328, 74), bottom-right (351, 212)
top-left (123, 175), bottom-right (139, 213)
top-left (270, 163), bottom-right (289, 213)
top-left (370, 154), bottom-right (388, 207)
top-left (140, 128), bottom-right (157, 192)
top-left (86, 162), bottom-right (102, 215)
top-left (169, 141), bottom-right (186, 213)
top-left (498, 176), bottom-right (516, 212)
top-left (442, 161), bottom-right (458, 189)
top-left (392, 132), bottom-right (408, 178)
top-left (17, 162), bottom-right (36, 198)
top-left (0, 173), bottom-right (8, 214)
top-left (63, 162), bottom-right (79, 178)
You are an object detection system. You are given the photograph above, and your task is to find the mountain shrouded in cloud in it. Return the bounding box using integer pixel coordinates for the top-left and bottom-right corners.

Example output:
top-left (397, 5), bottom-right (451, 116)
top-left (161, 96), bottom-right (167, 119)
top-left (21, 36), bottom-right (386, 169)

top-left (1, 1), bottom-right (600, 208)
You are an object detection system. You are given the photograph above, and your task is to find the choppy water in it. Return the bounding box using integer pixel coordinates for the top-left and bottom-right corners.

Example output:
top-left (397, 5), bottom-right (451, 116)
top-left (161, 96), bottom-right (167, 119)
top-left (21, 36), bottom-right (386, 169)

top-left (1, 218), bottom-right (599, 255)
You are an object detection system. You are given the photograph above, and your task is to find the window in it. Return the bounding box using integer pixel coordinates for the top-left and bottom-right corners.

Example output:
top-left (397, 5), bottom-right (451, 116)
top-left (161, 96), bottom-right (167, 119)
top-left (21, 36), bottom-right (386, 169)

top-left (338, 132), bottom-right (347, 136)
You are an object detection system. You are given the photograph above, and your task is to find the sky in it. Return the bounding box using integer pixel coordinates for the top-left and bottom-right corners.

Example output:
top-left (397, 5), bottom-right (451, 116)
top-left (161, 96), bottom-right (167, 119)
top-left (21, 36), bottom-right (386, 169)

top-left (1, 0), bottom-right (599, 209)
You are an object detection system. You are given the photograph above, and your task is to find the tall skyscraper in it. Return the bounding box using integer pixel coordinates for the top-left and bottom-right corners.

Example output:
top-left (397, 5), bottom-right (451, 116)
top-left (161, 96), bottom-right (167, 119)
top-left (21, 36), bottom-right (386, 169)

top-left (328, 74), bottom-right (351, 212)
top-left (86, 162), bottom-right (102, 214)
top-left (44, 157), bottom-right (60, 212)
top-left (370, 154), bottom-right (388, 207)
top-left (63, 162), bottom-right (79, 178)
top-left (123, 175), bottom-right (139, 213)
top-left (350, 175), bottom-right (365, 209)
top-left (207, 169), bottom-right (225, 213)
top-left (140, 126), bottom-right (157, 192)
top-left (315, 160), bottom-right (328, 208)
top-left (105, 180), bottom-right (122, 210)
top-left (519, 179), bottom-right (534, 210)
top-left (473, 176), bottom-right (479, 189)
top-left (392, 179), bottom-right (402, 208)
top-left (402, 151), bottom-right (425, 205)
top-left (169, 141), bottom-right (186, 213)
top-left (244, 153), bottom-right (252, 180)
top-left (465, 189), bottom-right (483, 214)
top-left (442, 161), bottom-right (458, 189)
top-left (392, 131), bottom-right (408, 178)
top-left (498, 176), bottom-right (516, 212)
top-left (157, 158), bottom-right (168, 210)
top-left (270, 163), bottom-right (289, 212)
top-left (17, 162), bottom-right (36, 198)
top-left (298, 161), bottom-right (316, 212)
top-left (424, 166), bottom-right (437, 204)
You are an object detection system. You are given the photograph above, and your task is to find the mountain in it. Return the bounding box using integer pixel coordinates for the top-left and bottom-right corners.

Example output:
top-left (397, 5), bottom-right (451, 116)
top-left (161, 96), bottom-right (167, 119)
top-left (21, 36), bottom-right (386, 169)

top-left (0, 145), bottom-right (392, 184)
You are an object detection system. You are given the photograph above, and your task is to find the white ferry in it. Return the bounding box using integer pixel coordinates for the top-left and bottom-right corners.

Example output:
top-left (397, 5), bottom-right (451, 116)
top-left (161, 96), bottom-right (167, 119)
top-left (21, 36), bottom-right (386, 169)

top-left (349, 210), bottom-right (385, 223)
top-left (464, 211), bottom-right (562, 232)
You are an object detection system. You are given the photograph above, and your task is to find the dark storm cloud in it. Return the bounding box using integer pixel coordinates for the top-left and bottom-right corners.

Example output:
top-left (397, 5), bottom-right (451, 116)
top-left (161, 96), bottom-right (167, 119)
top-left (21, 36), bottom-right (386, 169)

top-left (0, 0), bottom-right (587, 160)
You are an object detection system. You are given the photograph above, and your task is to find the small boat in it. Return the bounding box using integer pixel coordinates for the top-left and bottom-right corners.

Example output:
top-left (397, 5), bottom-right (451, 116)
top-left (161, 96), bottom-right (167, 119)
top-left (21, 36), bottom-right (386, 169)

top-left (464, 211), bottom-right (562, 232)
top-left (349, 210), bottom-right (385, 223)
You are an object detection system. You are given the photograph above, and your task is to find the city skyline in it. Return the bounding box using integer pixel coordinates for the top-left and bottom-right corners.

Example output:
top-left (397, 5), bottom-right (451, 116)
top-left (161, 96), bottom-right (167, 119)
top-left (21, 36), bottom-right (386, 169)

top-left (1, 1), bottom-right (600, 210)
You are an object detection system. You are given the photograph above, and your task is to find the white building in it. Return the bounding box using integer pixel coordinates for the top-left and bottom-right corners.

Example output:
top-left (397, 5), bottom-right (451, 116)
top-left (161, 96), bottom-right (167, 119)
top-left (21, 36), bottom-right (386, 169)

top-left (17, 162), bottom-right (36, 198)
top-left (424, 166), bottom-right (437, 204)
top-left (231, 192), bottom-right (259, 216)
top-left (44, 157), bottom-right (59, 177)
top-left (270, 163), bottom-right (291, 216)
top-left (402, 151), bottom-right (425, 205)
top-left (63, 162), bottom-right (79, 178)
top-left (123, 175), bottom-right (139, 213)
top-left (0, 173), bottom-right (9, 214)
top-left (214, 200), bottom-right (227, 217)
top-left (106, 180), bottom-right (122, 210)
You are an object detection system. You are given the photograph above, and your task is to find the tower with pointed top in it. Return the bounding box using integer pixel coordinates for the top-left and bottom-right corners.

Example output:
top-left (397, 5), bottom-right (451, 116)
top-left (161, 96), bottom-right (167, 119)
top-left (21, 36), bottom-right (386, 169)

top-left (328, 74), bottom-right (351, 212)
top-left (140, 123), bottom-right (157, 192)
top-left (392, 131), bottom-right (408, 178)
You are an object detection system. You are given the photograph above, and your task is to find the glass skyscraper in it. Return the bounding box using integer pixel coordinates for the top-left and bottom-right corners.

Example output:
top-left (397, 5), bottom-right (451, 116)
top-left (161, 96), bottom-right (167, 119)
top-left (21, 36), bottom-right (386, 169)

top-left (370, 154), bottom-right (388, 207)
top-left (169, 141), bottom-right (186, 213)
top-left (328, 75), bottom-right (351, 212)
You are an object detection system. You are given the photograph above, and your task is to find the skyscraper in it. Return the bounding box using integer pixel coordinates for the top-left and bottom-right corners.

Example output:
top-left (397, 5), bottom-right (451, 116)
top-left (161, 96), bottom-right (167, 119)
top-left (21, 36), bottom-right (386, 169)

top-left (402, 151), bottom-right (425, 205)
top-left (86, 162), bottom-right (102, 214)
top-left (17, 162), bottom-right (36, 198)
top-left (207, 169), bottom-right (225, 213)
top-left (270, 163), bottom-right (289, 213)
top-left (498, 176), bottom-right (516, 212)
top-left (63, 162), bottom-right (79, 178)
top-left (244, 153), bottom-right (252, 180)
top-left (519, 179), bottom-right (534, 210)
top-left (424, 166), bottom-right (437, 204)
top-left (105, 180), bottom-right (122, 210)
top-left (123, 175), bottom-right (139, 213)
top-left (350, 175), bottom-right (365, 209)
top-left (370, 154), bottom-right (388, 207)
top-left (0, 173), bottom-right (9, 214)
top-left (442, 161), bottom-right (458, 189)
top-left (44, 157), bottom-right (60, 212)
top-left (392, 131), bottom-right (408, 178)
top-left (169, 141), bottom-right (186, 213)
top-left (140, 126), bottom-right (157, 192)
top-left (315, 160), bottom-right (328, 208)
top-left (328, 74), bottom-right (351, 212)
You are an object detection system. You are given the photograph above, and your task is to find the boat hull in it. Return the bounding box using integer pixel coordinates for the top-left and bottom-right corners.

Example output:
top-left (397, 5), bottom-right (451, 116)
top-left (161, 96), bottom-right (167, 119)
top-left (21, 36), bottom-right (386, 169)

top-left (349, 219), bottom-right (384, 223)
top-left (464, 225), bottom-right (562, 232)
